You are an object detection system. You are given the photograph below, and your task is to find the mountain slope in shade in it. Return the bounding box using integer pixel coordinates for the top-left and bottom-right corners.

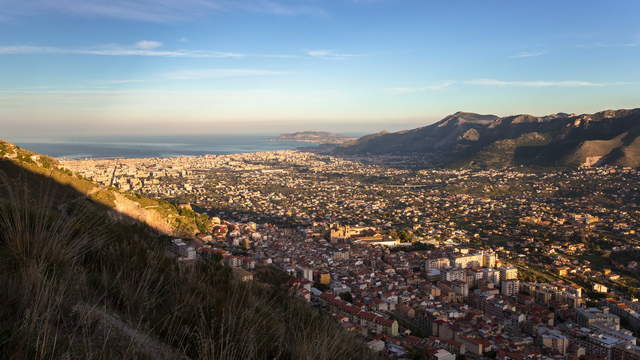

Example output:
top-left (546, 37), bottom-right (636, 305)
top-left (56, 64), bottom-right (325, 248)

top-left (337, 108), bottom-right (640, 168)
top-left (270, 131), bottom-right (355, 144)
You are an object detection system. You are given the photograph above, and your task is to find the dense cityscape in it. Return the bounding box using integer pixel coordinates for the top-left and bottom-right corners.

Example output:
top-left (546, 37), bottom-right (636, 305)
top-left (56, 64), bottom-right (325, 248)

top-left (62, 150), bottom-right (640, 360)
top-left (3, 1), bottom-right (640, 358)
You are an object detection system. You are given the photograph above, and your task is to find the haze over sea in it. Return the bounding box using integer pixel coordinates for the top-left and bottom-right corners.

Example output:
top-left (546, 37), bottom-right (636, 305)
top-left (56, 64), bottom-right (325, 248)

top-left (8, 135), bottom-right (326, 160)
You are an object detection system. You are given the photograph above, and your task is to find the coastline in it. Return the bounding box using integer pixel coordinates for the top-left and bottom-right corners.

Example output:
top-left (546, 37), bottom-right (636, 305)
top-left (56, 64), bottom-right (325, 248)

top-left (13, 135), bottom-right (321, 160)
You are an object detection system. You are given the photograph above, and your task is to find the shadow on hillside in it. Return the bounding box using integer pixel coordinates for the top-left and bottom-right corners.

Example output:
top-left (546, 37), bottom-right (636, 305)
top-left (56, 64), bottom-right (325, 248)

top-left (0, 159), bottom-right (169, 235)
top-left (195, 204), bottom-right (308, 228)
top-left (298, 146), bottom-right (440, 170)
top-left (0, 158), bottom-right (380, 360)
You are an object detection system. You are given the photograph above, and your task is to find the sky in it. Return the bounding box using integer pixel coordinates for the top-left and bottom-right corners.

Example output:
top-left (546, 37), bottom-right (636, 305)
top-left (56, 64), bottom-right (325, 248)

top-left (1, 0), bottom-right (639, 137)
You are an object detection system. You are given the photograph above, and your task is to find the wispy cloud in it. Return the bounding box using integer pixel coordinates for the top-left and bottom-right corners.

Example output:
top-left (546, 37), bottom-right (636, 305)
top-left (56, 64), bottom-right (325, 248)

top-left (577, 42), bottom-right (639, 48)
top-left (0, 43), bottom-right (246, 58)
top-left (306, 49), bottom-right (364, 59)
top-left (387, 79), bottom-right (631, 94)
top-left (464, 79), bottom-right (631, 87)
top-left (0, 42), bottom-right (362, 60)
top-left (235, 0), bottom-right (325, 16)
top-left (3, 0), bottom-right (325, 22)
top-left (162, 68), bottom-right (286, 80)
top-left (386, 82), bottom-right (454, 94)
top-left (576, 34), bottom-right (640, 48)
top-left (509, 50), bottom-right (547, 58)
top-left (101, 79), bottom-right (146, 84)
top-left (135, 40), bottom-right (163, 50)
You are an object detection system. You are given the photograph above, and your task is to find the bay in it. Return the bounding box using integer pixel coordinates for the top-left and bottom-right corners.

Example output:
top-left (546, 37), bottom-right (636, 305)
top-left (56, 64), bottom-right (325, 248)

top-left (11, 134), bottom-right (317, 160)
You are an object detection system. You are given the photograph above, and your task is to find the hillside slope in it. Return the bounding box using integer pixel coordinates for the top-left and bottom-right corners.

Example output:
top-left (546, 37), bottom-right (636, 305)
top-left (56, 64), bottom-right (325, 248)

top-left (0, 141), bottom-right (377, 359)
top-left (0, 139), bottom-right (207, 236)
top-left (337, 108), bottom-right (640, 168)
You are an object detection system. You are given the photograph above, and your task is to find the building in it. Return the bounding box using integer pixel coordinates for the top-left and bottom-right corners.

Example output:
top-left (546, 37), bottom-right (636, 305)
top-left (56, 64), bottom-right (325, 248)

top-left (427, 348), bottom-right (456, 360)
top-left (577, 308), bottom-right (620, 330)
top-left (443, 268), bottom-right (467, 282)
top-left (537, 327), bottom-right (569, 355)
top-left (298, 266), bottom-right (314, 282)
top-left (232, 268), bottom-right (254, 282)
top-left (451, 280), bottom-right (469, 297)
top-left (318, 293), bottom-right (399, 337)
top-left (606, 299), bottom-right (640, 332)
top-left (170, 238), bottom-right (196, 261)
top-left (481, 268), bottom-right (501, 285)
top-left (500, 266), bottom-right (518, 281)
top-left (451, 253), bottom-right (483, 269)
top-left (319, 272), bottom-right (331, 285)
top-left (483, 252), bottom-right (498, 268)
top-left (521, 282), bottom-right (583, 308)
top-left (594, 283), bottom-right (609, 294)
top-left (501, 279), bottom-right (520, 297)
top-left (612, 344), bottom-right (640, 360)
top-left (426, 257), bottom-right (451, 270)
top-left (567, 326), bottom-right (636, 360)
top-left (329, 224), bottom-right (376, 242)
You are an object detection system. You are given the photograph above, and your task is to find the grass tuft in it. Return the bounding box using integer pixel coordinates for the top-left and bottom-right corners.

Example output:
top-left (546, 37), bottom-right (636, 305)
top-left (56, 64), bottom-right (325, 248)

top-left (0, 171), bottom-right (378, 359)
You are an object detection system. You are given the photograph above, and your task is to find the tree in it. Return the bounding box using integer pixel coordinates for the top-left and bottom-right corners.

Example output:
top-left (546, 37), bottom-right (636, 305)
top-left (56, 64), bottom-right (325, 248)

top-left (339, 292), bottom-right (354, 303)
top-left (397, 230), bottom-right (413, 243)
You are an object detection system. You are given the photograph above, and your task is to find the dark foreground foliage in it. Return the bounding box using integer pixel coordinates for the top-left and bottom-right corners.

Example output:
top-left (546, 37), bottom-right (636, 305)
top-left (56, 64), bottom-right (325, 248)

top-left (0, 172), bottom-right (378, 360)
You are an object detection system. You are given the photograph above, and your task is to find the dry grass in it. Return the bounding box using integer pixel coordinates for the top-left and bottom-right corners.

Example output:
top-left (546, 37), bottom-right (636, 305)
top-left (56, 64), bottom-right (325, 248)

top-left (0, 173), bottom-right (379, 360)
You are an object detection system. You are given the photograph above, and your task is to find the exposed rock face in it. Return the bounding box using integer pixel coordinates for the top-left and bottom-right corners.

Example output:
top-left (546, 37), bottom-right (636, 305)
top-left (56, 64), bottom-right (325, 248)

top-left (460, 128), bottom-right (480, 142)
top-left (112, 192), bottom-right (174, 234)
top-left (337, 108), bottom-right (640, 168)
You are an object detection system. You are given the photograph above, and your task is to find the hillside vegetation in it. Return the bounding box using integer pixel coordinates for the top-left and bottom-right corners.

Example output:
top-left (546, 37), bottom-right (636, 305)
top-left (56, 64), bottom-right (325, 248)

top-left (0, 142), bottom-right (377, 359)
top-left (0, 140), bottom-right (205, 236)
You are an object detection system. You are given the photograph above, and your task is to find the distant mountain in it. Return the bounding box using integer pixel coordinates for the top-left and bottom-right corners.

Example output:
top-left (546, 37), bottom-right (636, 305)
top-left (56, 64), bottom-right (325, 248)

top-left (336, 108), bottom-right (640, 168)
top-left (271, 131), bottom-right (355, 144)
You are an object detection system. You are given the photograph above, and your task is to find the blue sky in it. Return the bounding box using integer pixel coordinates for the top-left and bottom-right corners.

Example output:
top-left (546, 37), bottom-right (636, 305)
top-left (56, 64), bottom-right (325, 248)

top-left (1, 0), bottom-right (639, 136)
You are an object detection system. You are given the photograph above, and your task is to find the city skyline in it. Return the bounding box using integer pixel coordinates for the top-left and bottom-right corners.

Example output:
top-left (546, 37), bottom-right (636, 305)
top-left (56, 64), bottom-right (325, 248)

top-left (1, 0), bottom-right (639, 136)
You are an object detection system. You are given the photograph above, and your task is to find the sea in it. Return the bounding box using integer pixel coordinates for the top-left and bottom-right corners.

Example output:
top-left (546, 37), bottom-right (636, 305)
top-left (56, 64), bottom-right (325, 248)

top-left (10, 135), bottom-right (320, 160)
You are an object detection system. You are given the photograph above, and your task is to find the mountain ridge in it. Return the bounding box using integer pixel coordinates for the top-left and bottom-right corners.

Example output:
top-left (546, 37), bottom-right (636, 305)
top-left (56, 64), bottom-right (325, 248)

top-left (336, 108), bottom-right (640, 168)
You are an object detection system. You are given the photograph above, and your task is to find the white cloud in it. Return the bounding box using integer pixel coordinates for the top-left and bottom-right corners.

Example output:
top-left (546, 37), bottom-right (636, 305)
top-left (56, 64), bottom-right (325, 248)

top-left (135, 40), bottom-right (163, 50)
top-left (306, 49), bottom-right (364, 59)
top-left (307, 50), bottom-right (331, 57)
top-left (101, 79), bottom-right (146, 84)
top-left (464, 79), bottom-right (631, 87)
top-left (386, 82), bottom-right (454, 94)
top-left (3, 0), bottom-right (325, 22)
top-left (386, 79), bottom-right (631, 94)
top-left (236, 0), bottom-right (324, 16)
top-left (0, 43), bottom-right (364, 60)
top-left (577, 42), bottom-right (639, 48)
top-left (162, 68), bottom-right (286, 80)
top-left (577, 35), bottom-right (640, 49)
top-left (510, 50), bottom-right (547, 58)
top-left (0, 43), bottom-right (246, 58)
top-left (0, 45), bottom-right (63, 54)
